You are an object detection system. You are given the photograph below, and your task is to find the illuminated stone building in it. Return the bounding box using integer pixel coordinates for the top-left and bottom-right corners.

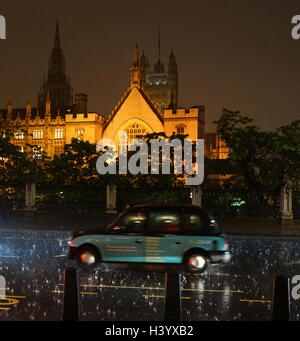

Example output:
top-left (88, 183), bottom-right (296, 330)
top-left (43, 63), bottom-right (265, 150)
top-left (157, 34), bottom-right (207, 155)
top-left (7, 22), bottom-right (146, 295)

top-left (0, 22), bottom-right (228, 163)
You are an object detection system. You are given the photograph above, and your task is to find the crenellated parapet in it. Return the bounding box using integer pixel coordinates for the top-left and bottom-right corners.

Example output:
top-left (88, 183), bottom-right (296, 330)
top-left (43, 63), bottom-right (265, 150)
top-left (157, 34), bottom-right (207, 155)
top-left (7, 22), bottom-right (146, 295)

top-left (65, 112), bottom-right (106, 125)
top-left (163, 105), bottom-right (206, 140)
top-left (163, 106), bottom-right (205, 119)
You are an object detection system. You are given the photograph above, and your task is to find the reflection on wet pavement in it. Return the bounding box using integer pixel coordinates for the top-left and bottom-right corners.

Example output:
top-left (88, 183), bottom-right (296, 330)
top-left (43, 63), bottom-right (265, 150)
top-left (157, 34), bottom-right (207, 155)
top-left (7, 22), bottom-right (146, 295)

top-left (0, 230), bottom-right (299, 321)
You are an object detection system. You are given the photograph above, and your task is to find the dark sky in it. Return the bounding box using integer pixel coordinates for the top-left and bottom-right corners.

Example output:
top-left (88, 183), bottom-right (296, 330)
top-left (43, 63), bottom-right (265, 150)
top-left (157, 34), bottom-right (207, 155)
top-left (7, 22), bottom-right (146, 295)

top-left (1, 0), bottom-right (300, 132)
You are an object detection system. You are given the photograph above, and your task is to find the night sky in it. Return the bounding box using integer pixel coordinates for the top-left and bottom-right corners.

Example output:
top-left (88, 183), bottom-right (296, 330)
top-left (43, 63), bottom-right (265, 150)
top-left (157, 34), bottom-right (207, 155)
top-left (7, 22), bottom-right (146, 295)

top-left (1, 0), bottom-right (300, 132)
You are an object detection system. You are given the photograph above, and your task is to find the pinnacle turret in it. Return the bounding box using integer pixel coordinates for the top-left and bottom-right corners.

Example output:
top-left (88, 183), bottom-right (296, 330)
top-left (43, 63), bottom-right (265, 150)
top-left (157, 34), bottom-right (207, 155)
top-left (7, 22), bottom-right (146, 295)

top-left (130, 44), bottom-right (141, 88)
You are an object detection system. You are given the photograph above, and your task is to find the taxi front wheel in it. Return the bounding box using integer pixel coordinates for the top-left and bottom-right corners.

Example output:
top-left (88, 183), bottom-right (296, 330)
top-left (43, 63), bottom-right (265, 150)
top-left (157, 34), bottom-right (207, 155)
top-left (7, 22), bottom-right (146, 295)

top-left (184, 253), bottom-right (208, 273)
top-left (76, 245), bottom-right (101, 268)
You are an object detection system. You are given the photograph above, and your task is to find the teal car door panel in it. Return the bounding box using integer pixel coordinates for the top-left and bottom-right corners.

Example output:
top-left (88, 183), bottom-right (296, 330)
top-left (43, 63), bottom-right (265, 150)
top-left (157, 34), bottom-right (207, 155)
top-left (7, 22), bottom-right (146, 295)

top-left (101, 211), bottom-right (147, 263)
top-left (144, 235), bottom-right (182, 263)
top-left (146, 211), bottom-right (183, 263)
top-left (102, 235), bottom-right (144, 262)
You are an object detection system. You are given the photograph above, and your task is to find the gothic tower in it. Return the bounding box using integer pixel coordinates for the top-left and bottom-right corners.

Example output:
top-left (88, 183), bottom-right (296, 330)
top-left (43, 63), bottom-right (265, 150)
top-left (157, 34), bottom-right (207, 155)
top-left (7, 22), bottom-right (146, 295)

top-left (38, 21), bottom-right (73, 116)
top-left (139, 29), bottom-right (179, 113)
top-left (168, 50), bottom-right (178, 109)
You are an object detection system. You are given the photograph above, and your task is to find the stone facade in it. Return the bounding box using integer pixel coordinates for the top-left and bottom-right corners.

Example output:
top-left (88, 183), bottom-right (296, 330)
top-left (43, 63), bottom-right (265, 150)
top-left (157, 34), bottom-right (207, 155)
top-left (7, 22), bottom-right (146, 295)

top-left (0, 23), bottom-right (228, 162)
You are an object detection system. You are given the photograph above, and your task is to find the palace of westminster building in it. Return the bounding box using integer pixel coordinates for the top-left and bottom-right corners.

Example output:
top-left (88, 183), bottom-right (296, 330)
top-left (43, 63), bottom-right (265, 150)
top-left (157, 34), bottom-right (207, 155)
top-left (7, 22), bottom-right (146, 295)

top-left (0, 22), bottom-right (228, 170)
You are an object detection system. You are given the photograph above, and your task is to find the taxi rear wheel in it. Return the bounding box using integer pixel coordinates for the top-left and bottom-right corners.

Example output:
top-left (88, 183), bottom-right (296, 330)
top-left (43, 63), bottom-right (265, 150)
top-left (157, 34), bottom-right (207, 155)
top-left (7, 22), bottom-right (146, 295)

top-left (184, 253), bottom-right (208, 273)
top-left (76, 245), bottom-right (101, 268)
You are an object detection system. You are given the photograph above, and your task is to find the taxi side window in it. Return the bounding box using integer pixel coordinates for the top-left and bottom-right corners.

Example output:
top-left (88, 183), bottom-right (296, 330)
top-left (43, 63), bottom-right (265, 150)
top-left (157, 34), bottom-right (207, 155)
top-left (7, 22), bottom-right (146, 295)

top-left (113, 212), bottom-right (146, 234)
top-left (148, 211), bottom-right (181, 234)
top-left (182, 212), bottom-right (204, 235)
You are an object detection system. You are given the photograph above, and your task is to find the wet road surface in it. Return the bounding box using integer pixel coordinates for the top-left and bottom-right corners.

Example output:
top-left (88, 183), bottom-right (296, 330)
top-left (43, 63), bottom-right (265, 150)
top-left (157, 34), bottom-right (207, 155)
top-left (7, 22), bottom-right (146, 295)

top-left (0, 230), bottom-right (300, 321)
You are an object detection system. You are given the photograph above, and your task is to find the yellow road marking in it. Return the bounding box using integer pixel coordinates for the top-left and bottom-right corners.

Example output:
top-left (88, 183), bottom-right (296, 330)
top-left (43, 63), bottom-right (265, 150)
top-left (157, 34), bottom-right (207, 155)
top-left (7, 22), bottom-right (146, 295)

top-left (58, 283), bottom-right (244, 294)
top-left (143, 295), bottom-right (191, 300)
top-left (240, 299), bottom-right (271, 304)
top-left (184, 288), bottom-right (244, 294)
top-left (54, 284), bottom-right (251, 301)
top-left (0, 295), bottom-right (26, 312)
top-left (5, 295), bottom-right (26, 299)
top-left (0, 298), bottom-right (20, 305)
top-left (59, 284), bottom-right (164, 291)
top-left (83, 285), bottom-right (164, 290)
top-left (52, 291), bottom-right (98, 295)
top-left (79, 292), bottom-right (98, 295)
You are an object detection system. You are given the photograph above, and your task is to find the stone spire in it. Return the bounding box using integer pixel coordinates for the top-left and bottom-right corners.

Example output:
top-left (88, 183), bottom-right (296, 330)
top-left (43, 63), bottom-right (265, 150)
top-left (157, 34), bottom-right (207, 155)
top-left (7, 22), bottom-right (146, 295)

top-left (130, 44), bottom-right (141, 88)
top-left (168, 49), bottom-right (178, 108)
top-left (168, 49), bottom-right (177, 73)
top-left (140, 49), bottom-right (150, 84)
top-left (38, 20), bottom-right (73, 116)
top-left (154, 27), bottom-right (165, 74)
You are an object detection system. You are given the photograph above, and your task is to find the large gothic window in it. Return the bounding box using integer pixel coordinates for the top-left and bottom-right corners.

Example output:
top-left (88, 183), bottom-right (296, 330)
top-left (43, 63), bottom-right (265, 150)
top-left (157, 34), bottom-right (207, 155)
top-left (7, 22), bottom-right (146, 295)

top-left (125, 123), bottom-right (147, 142)
top-left (54, 128), bottom-right (64, 139)
top-left (32, 130), bottom-right (44, 140)
top-left (14, 131), bottom-right (25, 140)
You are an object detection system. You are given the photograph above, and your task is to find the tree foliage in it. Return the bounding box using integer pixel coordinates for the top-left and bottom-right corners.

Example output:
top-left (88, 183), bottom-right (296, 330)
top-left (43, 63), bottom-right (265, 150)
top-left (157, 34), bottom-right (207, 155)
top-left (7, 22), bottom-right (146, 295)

top-left (214, 109), bottom-right (300, 214)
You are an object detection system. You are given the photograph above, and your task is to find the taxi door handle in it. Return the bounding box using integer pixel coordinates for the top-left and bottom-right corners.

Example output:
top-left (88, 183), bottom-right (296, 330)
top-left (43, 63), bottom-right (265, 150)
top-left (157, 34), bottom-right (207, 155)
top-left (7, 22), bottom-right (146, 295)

top-left (175, 241), bottom-right (181, 245)
top-left (135, 240), bottom-right (143, 244)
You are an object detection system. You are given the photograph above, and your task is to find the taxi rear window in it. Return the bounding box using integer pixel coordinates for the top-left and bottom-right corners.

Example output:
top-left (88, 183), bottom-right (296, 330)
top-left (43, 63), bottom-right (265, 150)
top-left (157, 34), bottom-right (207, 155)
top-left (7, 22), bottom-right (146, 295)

top-left (182, 212), bottom-right (204, 232)
top-left (148, 211), bottom-right (181, 234)
top-left (147, 209), bottom-right (220, 236)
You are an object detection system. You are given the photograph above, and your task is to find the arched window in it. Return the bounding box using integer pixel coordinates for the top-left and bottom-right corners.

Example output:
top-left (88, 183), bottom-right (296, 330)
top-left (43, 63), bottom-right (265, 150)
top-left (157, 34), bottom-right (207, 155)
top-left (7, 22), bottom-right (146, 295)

top-left (76, 128), bottom-right (85, 140)
top-left (176, 125), bottom-right (185, 135)
top-left (125, 123), bottom-right (147, 142)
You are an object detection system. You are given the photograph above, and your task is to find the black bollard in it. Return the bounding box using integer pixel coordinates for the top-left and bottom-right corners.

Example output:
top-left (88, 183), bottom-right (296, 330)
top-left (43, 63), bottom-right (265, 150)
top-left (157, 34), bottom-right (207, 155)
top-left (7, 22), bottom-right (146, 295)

top-left (63, 267), bottom-right (80, 321)
top-left (164, 272), bottom-right (181, 321)
top-left (272, 275), bottom-right (290, 321)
